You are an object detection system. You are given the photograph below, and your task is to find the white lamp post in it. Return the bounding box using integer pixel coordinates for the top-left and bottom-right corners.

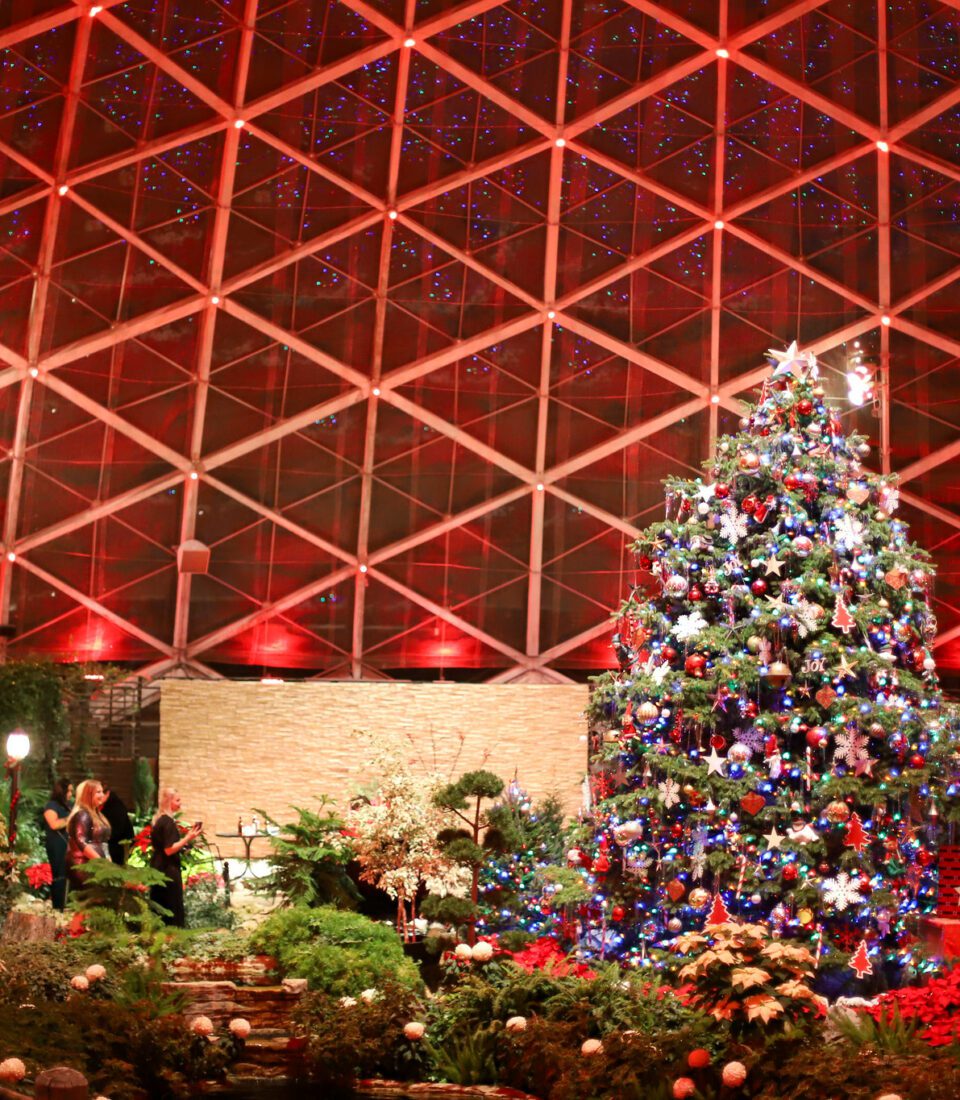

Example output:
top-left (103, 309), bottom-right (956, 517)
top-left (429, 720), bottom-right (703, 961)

top-left (5, 729), bottom-right (30, 844)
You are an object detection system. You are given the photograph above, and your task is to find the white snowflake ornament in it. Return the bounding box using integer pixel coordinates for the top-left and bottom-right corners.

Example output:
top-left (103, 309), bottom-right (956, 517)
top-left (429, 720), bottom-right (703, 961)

top-left (834, 729), bottom-right (869, 768)
top-left (821, 872), bottom-right (864, 912)
top-left (794, 598), bottom-right (824, 637)
top-left (835, 513), bottom-right (865, 550)
top-left (719, 507), bottom-right (749, 544)
top-left (658, 778), bottom-right (681, 809)
top-left (674, 610), bottom-right (708, 643)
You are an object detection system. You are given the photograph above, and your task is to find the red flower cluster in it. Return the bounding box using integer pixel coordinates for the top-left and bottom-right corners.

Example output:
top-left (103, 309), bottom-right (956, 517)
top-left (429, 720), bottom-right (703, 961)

top-left (60, 910), bottom-right (86, 937)
top-left (864, 968), bottom-right (960, 1046)
top-left (25, 861), bottom-right (52, 889)
top-left (186, 871), bottom-right (225, 889)
top-left (504, 936), bottom-right (597, 979)
top-left (132, 825), bottom-right (152, 853)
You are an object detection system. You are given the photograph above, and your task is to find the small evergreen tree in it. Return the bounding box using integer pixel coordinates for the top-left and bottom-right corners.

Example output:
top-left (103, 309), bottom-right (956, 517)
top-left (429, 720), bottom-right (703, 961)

top-left (476, 784), bottom-right (568, 944)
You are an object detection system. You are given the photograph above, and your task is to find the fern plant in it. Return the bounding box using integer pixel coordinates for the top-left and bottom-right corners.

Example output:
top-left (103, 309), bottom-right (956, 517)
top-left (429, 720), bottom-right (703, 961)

top-left (428, 1025), bottom-right (499, 1085)
top-left (69, 858), bottom-right (170, 935)
top-left (830, 1003), bottom-right (924, 1054)
top-left (250, 799), bottom-right (359, 908)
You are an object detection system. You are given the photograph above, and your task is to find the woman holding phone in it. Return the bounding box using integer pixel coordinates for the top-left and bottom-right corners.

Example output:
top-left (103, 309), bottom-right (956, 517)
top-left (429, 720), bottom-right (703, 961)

top-left (150, 787), bottom-right (202, 927)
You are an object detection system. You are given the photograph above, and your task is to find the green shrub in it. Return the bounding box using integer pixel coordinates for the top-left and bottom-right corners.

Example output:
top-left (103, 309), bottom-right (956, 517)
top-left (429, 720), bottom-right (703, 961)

top-left (158, 926), bottom-right (253, 964)
top-left (182, 872), bottom-right (235, 930)
top-left (69, 858), bottom-right (170, 935)
top-left (248, 905), bottom-right (422, 995)
top-left (753, 1036), bottom-right (960, 1099)
top-left (0, 939), bottom-right (144, 1006)
top-left (292, 981), bottom-right (429, 1095)
top-left (0, 998), bottom-right (242, 1100)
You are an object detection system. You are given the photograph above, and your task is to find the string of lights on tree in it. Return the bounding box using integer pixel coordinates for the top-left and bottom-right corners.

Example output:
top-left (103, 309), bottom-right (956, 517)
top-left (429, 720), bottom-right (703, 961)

top-left (476, 783), bottom-right (568, 943)
top-left (571, 343), bottom-right (960, 976)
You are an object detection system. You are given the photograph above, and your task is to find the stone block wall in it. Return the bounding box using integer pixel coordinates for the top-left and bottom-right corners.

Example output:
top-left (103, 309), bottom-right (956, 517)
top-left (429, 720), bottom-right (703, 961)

top-left (159, 682), bottom-right (590, 856)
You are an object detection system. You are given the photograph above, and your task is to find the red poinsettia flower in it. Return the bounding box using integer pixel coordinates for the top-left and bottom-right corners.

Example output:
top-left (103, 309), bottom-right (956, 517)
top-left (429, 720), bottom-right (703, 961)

top-left (863, 966), bottom-right (960, 1046)
top-left (132, 825), bottom-right (152, 853)
top-left (25, 862), bottom-right (53, 888)
top-left (504, 936), bottom-right (597, 979)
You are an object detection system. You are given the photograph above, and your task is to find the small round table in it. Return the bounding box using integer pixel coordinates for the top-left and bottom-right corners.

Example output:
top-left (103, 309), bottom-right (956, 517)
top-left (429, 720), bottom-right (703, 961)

top-left (214, 831), bottom-right (271, 901)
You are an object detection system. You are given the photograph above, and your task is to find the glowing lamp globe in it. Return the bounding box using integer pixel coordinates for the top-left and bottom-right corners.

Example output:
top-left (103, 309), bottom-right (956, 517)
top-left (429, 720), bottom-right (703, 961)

top-left (5, 730), bottom-right (29, 762)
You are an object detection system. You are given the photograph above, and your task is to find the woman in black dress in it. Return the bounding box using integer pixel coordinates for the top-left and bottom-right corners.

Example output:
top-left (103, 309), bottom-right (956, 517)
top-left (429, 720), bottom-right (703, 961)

top-left (42, 778), bottom-right (73, 910)
top-left (150, 788), bottom-right (201, 927)
top-left (66, 779), bottom-right (111, 891)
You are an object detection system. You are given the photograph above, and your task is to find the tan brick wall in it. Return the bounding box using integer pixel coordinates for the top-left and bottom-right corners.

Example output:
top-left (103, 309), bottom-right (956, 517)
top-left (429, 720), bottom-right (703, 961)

top-left (159, 682), bottom-right (590, 856)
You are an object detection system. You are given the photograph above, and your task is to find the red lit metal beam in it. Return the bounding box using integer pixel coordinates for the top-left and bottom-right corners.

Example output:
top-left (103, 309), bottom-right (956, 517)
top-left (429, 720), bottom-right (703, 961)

top-left (171, 0), bottom-right (260, 659)
top-left (1, 13), bottom-right (92, 642)
top-left (527, 0), bottom-right (573, 658)
top-left (369, 566), bottom-right (528, 665)
top-left (351, 0), bottom-right (414, 676)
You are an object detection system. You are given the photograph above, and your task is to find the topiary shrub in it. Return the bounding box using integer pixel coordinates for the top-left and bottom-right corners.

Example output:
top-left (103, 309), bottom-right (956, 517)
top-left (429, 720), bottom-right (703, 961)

top-left (247, 905), bottom-right (422, 995)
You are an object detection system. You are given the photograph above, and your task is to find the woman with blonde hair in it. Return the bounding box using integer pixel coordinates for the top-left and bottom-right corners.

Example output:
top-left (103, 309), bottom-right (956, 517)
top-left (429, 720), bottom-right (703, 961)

top-left (66, 778), bottom-right (110, 889)
top-left (150, 787), bottom-right (201, 927)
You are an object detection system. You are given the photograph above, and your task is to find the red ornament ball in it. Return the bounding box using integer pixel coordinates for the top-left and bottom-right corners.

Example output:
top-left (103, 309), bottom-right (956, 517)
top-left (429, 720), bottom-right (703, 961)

top-left (687, 1049), bottom-right (711, 1070)
top-left (685, 653), bottom-right (707, 677)
top-left (910, 753), bottom-right (926, 769)
top-left (741, 494), bottom-right (757, 514)
top-left (797, 398), bottom-right (814, 416)
top-left (782, 864), bottom-right (799, 883)
top-left (710, 733), bottom-right (726, 750)
top-left (611, 905), bottom-right (626, 921)
top-left (916, 849), bottom-right (933, 867)
top-left (793, 535), bottom-right (814, 557)
top-left (715, 483), bottom-right (730, 498)
top-left (806, 727), bottom-right (829, 749)
top-left (661, 645), bottom-right (678, 662)
top-left (673, 1079), bottom-right (696, 1100)
top-left (750, 578), bottom-right (768, 596)
top-left (784, 472), bottom-right (803, 491)
top-left (689, 585), bottom-right (703, 602)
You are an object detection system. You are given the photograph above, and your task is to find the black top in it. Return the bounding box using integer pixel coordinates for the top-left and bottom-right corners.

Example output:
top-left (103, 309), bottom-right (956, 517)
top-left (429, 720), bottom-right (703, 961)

top-left (42, 799), bottom-right (70, 848)
top-left (150, 814), bottom-right (182, 877)
top-left (101, 791), bottom-right (134, 843)
top-left (102, 790), bottom-right (134, 864)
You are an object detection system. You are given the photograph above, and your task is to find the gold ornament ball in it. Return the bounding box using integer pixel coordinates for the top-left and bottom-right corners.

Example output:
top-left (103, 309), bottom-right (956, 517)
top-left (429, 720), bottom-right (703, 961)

top-left (747, 635), bottom-right (762, 654)
top-left (765, 659), bottom-right (793, 687)
top-left (739, 451), bottom-right (761, 472)
top-left (688, 887), bottom-right (711, 910)
top-left (826, 800), bottom-right (851, 823)
top-left (637, 700), bottom-right (660, 724)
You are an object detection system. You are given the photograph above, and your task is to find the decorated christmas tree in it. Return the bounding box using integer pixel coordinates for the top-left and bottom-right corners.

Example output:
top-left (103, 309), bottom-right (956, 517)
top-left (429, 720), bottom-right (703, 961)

top-left (578, 343), bottom-right (959, 974)
top-left (475, 783), bottom-right (568, 944)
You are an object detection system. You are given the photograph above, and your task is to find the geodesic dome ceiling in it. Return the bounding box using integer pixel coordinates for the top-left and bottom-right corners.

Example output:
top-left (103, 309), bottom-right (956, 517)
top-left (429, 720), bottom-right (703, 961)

top-left (2, 0), bottom-right (960, 683)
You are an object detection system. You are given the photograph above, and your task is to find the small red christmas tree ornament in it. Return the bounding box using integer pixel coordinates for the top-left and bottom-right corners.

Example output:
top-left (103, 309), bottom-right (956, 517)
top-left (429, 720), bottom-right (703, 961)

top-left (844, 812), bottom-right (867, 855)
top-left (832, 596), bottom-right (856, 634)
top-left (848, 938), bottom-right (873, 979)
top-left (705, 893), bottom-right (732, 927)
